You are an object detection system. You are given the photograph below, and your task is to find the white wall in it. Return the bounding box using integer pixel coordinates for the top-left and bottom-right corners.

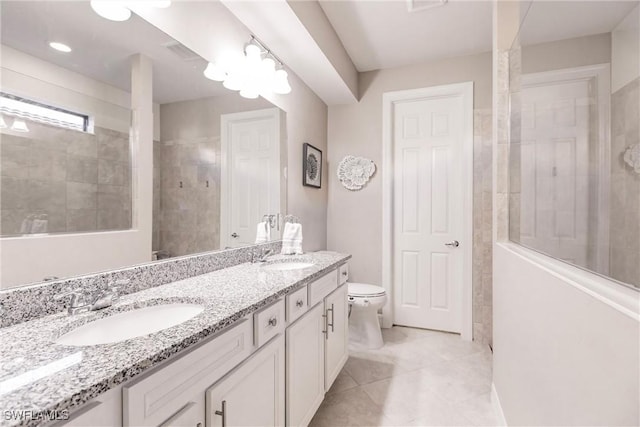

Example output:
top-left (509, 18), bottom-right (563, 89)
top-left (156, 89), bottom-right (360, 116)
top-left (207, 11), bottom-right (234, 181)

top-left (0, 48), bottom-right (155, 288)
top-left (493, 244), bottom-right (640, 426)
top-left (521, 33), bottom-right (611, 75)
top-left (326, 52), bottom-right (492, 286)
top-left (131, 2), bottom-right (329, 252)
top-left (612, 4), bottom-right (640, 93)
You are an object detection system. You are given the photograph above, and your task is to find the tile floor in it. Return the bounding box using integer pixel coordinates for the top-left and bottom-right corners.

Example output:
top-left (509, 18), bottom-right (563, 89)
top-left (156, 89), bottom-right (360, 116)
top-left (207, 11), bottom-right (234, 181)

top-left (309, 326), bottom-right (497, 427)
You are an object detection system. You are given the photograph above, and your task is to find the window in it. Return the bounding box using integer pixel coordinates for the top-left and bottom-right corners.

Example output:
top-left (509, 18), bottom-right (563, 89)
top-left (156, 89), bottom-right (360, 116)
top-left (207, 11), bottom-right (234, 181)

top-left (0, 92), bottom-right (89, 132)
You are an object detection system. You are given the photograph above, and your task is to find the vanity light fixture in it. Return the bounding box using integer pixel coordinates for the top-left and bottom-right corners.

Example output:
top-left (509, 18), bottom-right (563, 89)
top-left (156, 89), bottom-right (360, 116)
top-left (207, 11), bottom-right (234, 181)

top-left (49, 42), bottom-right (72, 53)
top-left (10, 119), bottom-right (29, 133)
top-left (206, 35), bottom-right (292, 98)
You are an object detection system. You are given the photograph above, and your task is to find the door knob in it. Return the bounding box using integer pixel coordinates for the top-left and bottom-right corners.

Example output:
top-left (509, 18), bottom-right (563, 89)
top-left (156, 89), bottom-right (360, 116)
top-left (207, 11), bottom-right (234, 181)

top-left (231, 232), bottom-right (239, 238)
top-left (445, 240), bottom-right (460, 248)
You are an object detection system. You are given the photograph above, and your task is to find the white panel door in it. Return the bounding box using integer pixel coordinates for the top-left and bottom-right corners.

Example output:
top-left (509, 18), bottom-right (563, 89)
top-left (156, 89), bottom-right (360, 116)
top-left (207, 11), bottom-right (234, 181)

top-left (285, 304), bottom-right (325, 427)
top-left (221, 108), bottom-right (280, 248)
top-left (324, 284), bottom-right (348, 391)
top-left (520, 78), bottom-right (590, 266)
top-left (206, 335), bottom-right (285, 427)
top-left (393, 96), bottom-right (464, 333)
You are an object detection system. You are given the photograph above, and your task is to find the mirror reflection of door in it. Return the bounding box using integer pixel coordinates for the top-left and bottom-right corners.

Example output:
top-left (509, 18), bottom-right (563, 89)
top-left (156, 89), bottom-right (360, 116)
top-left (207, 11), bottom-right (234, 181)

top-left (519, 66), bottom-right (609, 270)
top-left (221, 108), bottom-right (282, 248)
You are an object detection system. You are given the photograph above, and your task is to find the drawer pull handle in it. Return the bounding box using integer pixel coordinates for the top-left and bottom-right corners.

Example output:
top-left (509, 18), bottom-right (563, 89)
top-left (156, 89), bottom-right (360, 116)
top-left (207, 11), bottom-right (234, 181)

top-left (296, 299), bottom-right (304, 307)
top-left (327, 304), bottom-right (335, 333)
top-left (215, 400), bottom-right (227, 427)
top-left (341, 271), bottom-right (348, 276)
top-left (268, 317), bottom-right (278, 327)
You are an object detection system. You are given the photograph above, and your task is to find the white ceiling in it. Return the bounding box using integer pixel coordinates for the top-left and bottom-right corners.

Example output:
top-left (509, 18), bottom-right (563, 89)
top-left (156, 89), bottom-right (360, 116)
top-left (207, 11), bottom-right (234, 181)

top-left (0, 1), bottom-right (230, 104)
top-left (318, 0), bottom-right (494, 72)
top-left (519, 1), bottom-right (639, 46)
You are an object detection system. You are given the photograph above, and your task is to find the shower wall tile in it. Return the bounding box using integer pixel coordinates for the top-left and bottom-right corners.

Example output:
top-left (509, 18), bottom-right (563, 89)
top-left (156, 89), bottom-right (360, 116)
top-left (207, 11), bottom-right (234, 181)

top-left (473, 108), bottom-right (493, 346)
top-left (98, 159), bottom-right (127, 186)
top-left (66, 209), bottom-right (97, 232)
top-left (610, 77), bottom-right (640, 287)
top-left (66, 155), bottom-right (98, 184)
top-left (0, 122), bottom-right (132, 236)
top-left (66, 182), bottom-right (97, 210)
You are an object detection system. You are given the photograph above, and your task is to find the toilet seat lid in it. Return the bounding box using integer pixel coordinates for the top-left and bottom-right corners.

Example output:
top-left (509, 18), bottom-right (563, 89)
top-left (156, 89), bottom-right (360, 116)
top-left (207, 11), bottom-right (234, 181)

top-left (348, 282), bottom-right (386, 297)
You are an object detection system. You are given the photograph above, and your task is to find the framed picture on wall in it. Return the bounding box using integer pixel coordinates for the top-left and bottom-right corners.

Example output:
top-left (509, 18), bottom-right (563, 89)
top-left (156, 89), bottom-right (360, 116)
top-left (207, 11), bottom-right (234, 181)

top-left (303, 143), bottom-right (322, 188)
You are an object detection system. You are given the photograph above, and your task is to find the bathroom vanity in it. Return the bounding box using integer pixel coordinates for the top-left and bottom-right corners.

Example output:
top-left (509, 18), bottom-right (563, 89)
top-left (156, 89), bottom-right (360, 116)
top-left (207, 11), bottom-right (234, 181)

top-left (0, 252), bottom-right (350, 427)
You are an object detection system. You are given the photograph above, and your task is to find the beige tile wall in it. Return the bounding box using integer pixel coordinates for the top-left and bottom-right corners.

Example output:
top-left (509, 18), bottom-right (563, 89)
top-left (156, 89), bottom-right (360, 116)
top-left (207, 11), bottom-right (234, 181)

top-left (610, 77), bottom-right (640, 287)
top-left (473, 108), bottom-right (494, 345)
top-left (0, 122), bottom-right (131, 235)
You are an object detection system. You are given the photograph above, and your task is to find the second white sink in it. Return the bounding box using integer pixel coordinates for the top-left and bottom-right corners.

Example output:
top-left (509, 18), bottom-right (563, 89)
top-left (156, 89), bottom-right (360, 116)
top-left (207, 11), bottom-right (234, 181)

top-left (56, 303), bottom-right (204, 346)
top-left (261, 262), bottom-right (315, 271)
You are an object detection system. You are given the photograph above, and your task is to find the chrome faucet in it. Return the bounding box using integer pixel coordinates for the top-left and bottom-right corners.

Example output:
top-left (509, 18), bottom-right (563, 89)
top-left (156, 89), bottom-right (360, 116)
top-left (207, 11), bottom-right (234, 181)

top-left (55, 280), bottom-right (128, 315)
top-left (54, 288), bottom-right (90, 315)
top-left (252, 248), bottom-right (273, 263)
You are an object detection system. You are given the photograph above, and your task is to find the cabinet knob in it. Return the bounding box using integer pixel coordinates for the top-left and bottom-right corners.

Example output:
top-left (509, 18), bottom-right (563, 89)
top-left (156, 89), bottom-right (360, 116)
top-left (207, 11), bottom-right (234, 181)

top-left (341, 271), bottom-right (348, 276)
top-left (268, 317), bottom-right (278, 327)
top-left (296, 299), bottom-right (304, 307)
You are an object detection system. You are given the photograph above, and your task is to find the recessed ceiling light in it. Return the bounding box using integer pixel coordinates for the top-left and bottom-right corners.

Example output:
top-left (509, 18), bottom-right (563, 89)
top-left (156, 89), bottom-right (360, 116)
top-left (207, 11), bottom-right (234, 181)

top-left (90, 1), bottom-right (132, 22)
top-left (49, 42), bottom-right (72, 53)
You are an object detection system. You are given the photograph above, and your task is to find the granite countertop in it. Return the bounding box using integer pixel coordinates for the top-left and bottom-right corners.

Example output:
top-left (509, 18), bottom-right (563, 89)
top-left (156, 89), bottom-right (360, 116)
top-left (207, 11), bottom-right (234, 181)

top-left (0, 251), bottom-right (350, 427)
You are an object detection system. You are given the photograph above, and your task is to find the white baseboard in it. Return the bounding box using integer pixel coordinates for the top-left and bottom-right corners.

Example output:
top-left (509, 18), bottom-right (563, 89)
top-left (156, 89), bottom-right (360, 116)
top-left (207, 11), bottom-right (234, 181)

top-left (491, 383), bottom-right (507, 426)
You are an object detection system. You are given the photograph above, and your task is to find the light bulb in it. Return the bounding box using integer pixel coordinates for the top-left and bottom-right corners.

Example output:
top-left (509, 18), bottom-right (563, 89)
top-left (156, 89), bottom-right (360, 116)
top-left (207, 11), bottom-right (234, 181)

top-left (10, 119), bottom-right (29, 133)
top-left (245, 44), bottom-right (262, 67)
top-left (223, 73), bottom-right (244, 91)
top-left (239, 87), bottom-right (260, 99)
top-left (261, 57), bottom-right (276, 80)
top-left (0, 116), bottom-right (7, 129)
top-left (273, 69), bottom-right (292, 95)
top-left (90, 1), bottom-right (131, 21)
top-left (203, 62), bottom-right (226, 82)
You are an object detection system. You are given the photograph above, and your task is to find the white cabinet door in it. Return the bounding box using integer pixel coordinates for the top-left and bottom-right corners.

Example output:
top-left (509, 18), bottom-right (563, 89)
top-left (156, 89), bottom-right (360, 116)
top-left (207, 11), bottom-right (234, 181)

top-left (285, 304), bottom-right (325, 427)
top-left (159, 400), bottom-right (204, 427)
top-left (324, 284), bottom-right (348, 391)
top-left (206, 335), bottom-right (285, 427)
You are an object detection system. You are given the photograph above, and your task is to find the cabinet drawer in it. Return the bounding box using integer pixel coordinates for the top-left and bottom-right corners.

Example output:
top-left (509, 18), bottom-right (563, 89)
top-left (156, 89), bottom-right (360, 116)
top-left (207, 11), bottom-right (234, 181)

top-left (286, 285), bottom-right (308, 324)
top-left (254, 299), bottom-right (285, 347)
top-left (123, 319), bottom-right (253, 427)
top-left (338, 263), bottom-right (349, 285)
top-left (308, 269), bottom-right (338, 307)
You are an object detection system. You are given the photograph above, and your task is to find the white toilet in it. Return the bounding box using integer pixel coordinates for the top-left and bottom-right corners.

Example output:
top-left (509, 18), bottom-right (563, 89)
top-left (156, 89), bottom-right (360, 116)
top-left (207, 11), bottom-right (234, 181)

top-left (347, 282), bottom-right (387, 350)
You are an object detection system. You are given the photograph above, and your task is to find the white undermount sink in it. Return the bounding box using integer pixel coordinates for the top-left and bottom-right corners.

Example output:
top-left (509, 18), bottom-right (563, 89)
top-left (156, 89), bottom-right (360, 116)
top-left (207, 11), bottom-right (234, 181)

top-left (56, 303), bottom-right (204, 346)
top-left (261, 262), bottom-right (315, 271)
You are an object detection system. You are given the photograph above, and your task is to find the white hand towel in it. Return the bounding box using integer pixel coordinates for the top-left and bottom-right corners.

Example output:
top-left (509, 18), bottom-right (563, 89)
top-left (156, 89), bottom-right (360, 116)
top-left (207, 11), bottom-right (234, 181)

top-left (255, 221), bottom-right (271, 244)
top-left (281, 223), bottom-right (303, 255)
top-left (20, 216), bottom-right (34, 234)
top-left (30, 219), bottom-right (48, 234)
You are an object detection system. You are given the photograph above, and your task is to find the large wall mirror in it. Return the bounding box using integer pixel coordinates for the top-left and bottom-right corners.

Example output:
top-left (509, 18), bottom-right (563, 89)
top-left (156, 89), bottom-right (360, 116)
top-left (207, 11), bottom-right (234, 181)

top-left (509, 1), bottom-right (639, 288)
top-left (0, 1), bottom-right (287, 288)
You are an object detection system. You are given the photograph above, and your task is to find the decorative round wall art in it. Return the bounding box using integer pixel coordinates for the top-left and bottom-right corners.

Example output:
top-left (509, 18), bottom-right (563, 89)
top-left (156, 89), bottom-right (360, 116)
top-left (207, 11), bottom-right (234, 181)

top-left (337, 156), bottom-right (376, 191)
top-left (623, 144), bottom-right (640, 174)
